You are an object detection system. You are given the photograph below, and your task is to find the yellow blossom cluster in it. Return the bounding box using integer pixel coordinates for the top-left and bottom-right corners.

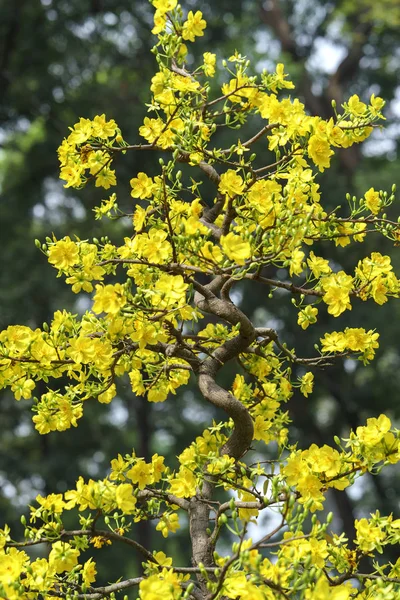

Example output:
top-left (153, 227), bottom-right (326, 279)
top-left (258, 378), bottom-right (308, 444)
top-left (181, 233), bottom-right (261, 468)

top-left (58, 114), bottom-right (121, 189)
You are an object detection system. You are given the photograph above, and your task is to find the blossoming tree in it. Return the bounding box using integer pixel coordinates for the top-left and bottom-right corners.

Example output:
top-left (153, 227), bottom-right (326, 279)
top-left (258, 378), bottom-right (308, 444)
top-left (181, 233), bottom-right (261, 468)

top-left (1, 1), bottom-right (400, 599)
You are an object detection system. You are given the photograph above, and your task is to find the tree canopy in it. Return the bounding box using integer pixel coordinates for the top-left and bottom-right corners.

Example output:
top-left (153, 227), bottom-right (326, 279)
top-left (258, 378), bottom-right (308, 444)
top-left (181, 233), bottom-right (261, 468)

top-left (1, 2), bottom-right (400, 599)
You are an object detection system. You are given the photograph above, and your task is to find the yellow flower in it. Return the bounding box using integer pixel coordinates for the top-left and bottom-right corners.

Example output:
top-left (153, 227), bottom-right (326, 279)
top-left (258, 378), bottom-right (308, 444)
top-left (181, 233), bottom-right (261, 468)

top-left (152, 551), bottom-right (173, 567)
top-left (139, 117), bottom-right (163, 144)
top-left (305, 577), bottom-right (352, 600)
top-left (127, 459), bottom-right (153, 489)
top-left (152, 0), bottom-right (177, 13)
top-left (296, 473), bottom-right (324, 507)
top-left (60, 163), bottom-right (85, 188)
top-left (68, 117), bottom-right (93, 144)
top-left (48, 237), bottom-right (79, 270)
top-left (289, 248), bottom-right (305, 276)
top-left (182, 10), bottom-right (206, 42)
top-left (320, 331), bottom-right (346, 353)
top-left (115, 483), bottom-right (137, 514)
top-left (156, 513), bottom-right (180, 537)
top-left (305, 444), bottom-right (341, 478)
top-left (299, 372), bottom-right (314, 397)
top-left (308, 135), bottom-right (334, 172)
top-left (220, 232), bottom-right (251, 265)
top-left (348, 94), bottom-right (367, 117)
top-left (133, 205), bottom-right (147, 232)
top-left (98, 384), bottom-right (116, 404)
top-left (12, 378), bottom-right (35, 400)
top-left (298, 306), bottom-right (318, 330)
top-left (369, 93), bottom-right (385, 115)
top-left (343, 328), bottom-right (379, 353)
top-left (364, 187), bottom-right (381, 214)
top-left (92, 114), bottom-right (117, 138)
top-left (48, 541), bottom-right (80, 574)
top-left (95, 166), bottom-right (116, 189)
top-left (355, 518), bottom-right (386, 552)
top-left (0, 548), bottom-right (28, 585)
top-left (36, 493), bottom-right (65, 514)
top-left (253, 415), bottom-right (272, 443)
top-left (356, 414), bottom-right (391, 447)
top-left (151, 454), bottom-right (166, 483)
top-left (0, 526), bottom-right (11, 551)
top-left (218, 170), bottom-right (245, 198)
top-left (282, 451), bottom-right (309, 486)
top-left (152, 273), bottom-right (188, 307)
top-left (82, 558), bottom-right (97, 586)
top-left (139, 571), bottom-right (180, 598)
top-left (129, 369), bottom-right (146, 395)
top-left (321, 271), bottom-right (353, 317)
top-left (203, 52), bottom-right (216, 76)
top-left (92, 283), bottom-right (126, 314)
top-left (200, 241), bottom-right (223, 265)
top-left (270, 63), bottom-right (295, 93)
top-left (27, 557), bottom-right (56, 592)
top-left (130, 172), bottom-right (155, 199)
top-left (68, 336), bottom-right (96, 363)
top-left (141, 229), bottom-right (172, 264)
top-left (307, 251), bottom-right (331, 278)
top-left (168, 468), bottom-right (197, 498)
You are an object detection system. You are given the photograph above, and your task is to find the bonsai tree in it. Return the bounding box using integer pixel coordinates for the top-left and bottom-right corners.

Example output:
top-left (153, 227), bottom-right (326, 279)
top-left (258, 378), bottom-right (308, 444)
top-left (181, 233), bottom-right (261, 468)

top-left (1, 2), bottom-right (399, 599)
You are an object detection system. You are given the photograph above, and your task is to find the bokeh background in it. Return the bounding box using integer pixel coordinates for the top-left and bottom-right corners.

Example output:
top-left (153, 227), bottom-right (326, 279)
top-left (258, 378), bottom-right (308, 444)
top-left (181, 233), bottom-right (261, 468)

top-left (1, 0), bottom-right (400, 586)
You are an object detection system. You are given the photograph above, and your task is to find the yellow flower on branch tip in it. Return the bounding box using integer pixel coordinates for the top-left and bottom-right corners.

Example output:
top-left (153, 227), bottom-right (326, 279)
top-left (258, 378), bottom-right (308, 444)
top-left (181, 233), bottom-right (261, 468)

top-left (36, 493), bottom-right (65, 514)
top-left (220, 232), bottom-right (251, 265)
top-left (152, 551), bottom-right (172, 567)
top-left (60, 163), bottom-right (85, 188)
